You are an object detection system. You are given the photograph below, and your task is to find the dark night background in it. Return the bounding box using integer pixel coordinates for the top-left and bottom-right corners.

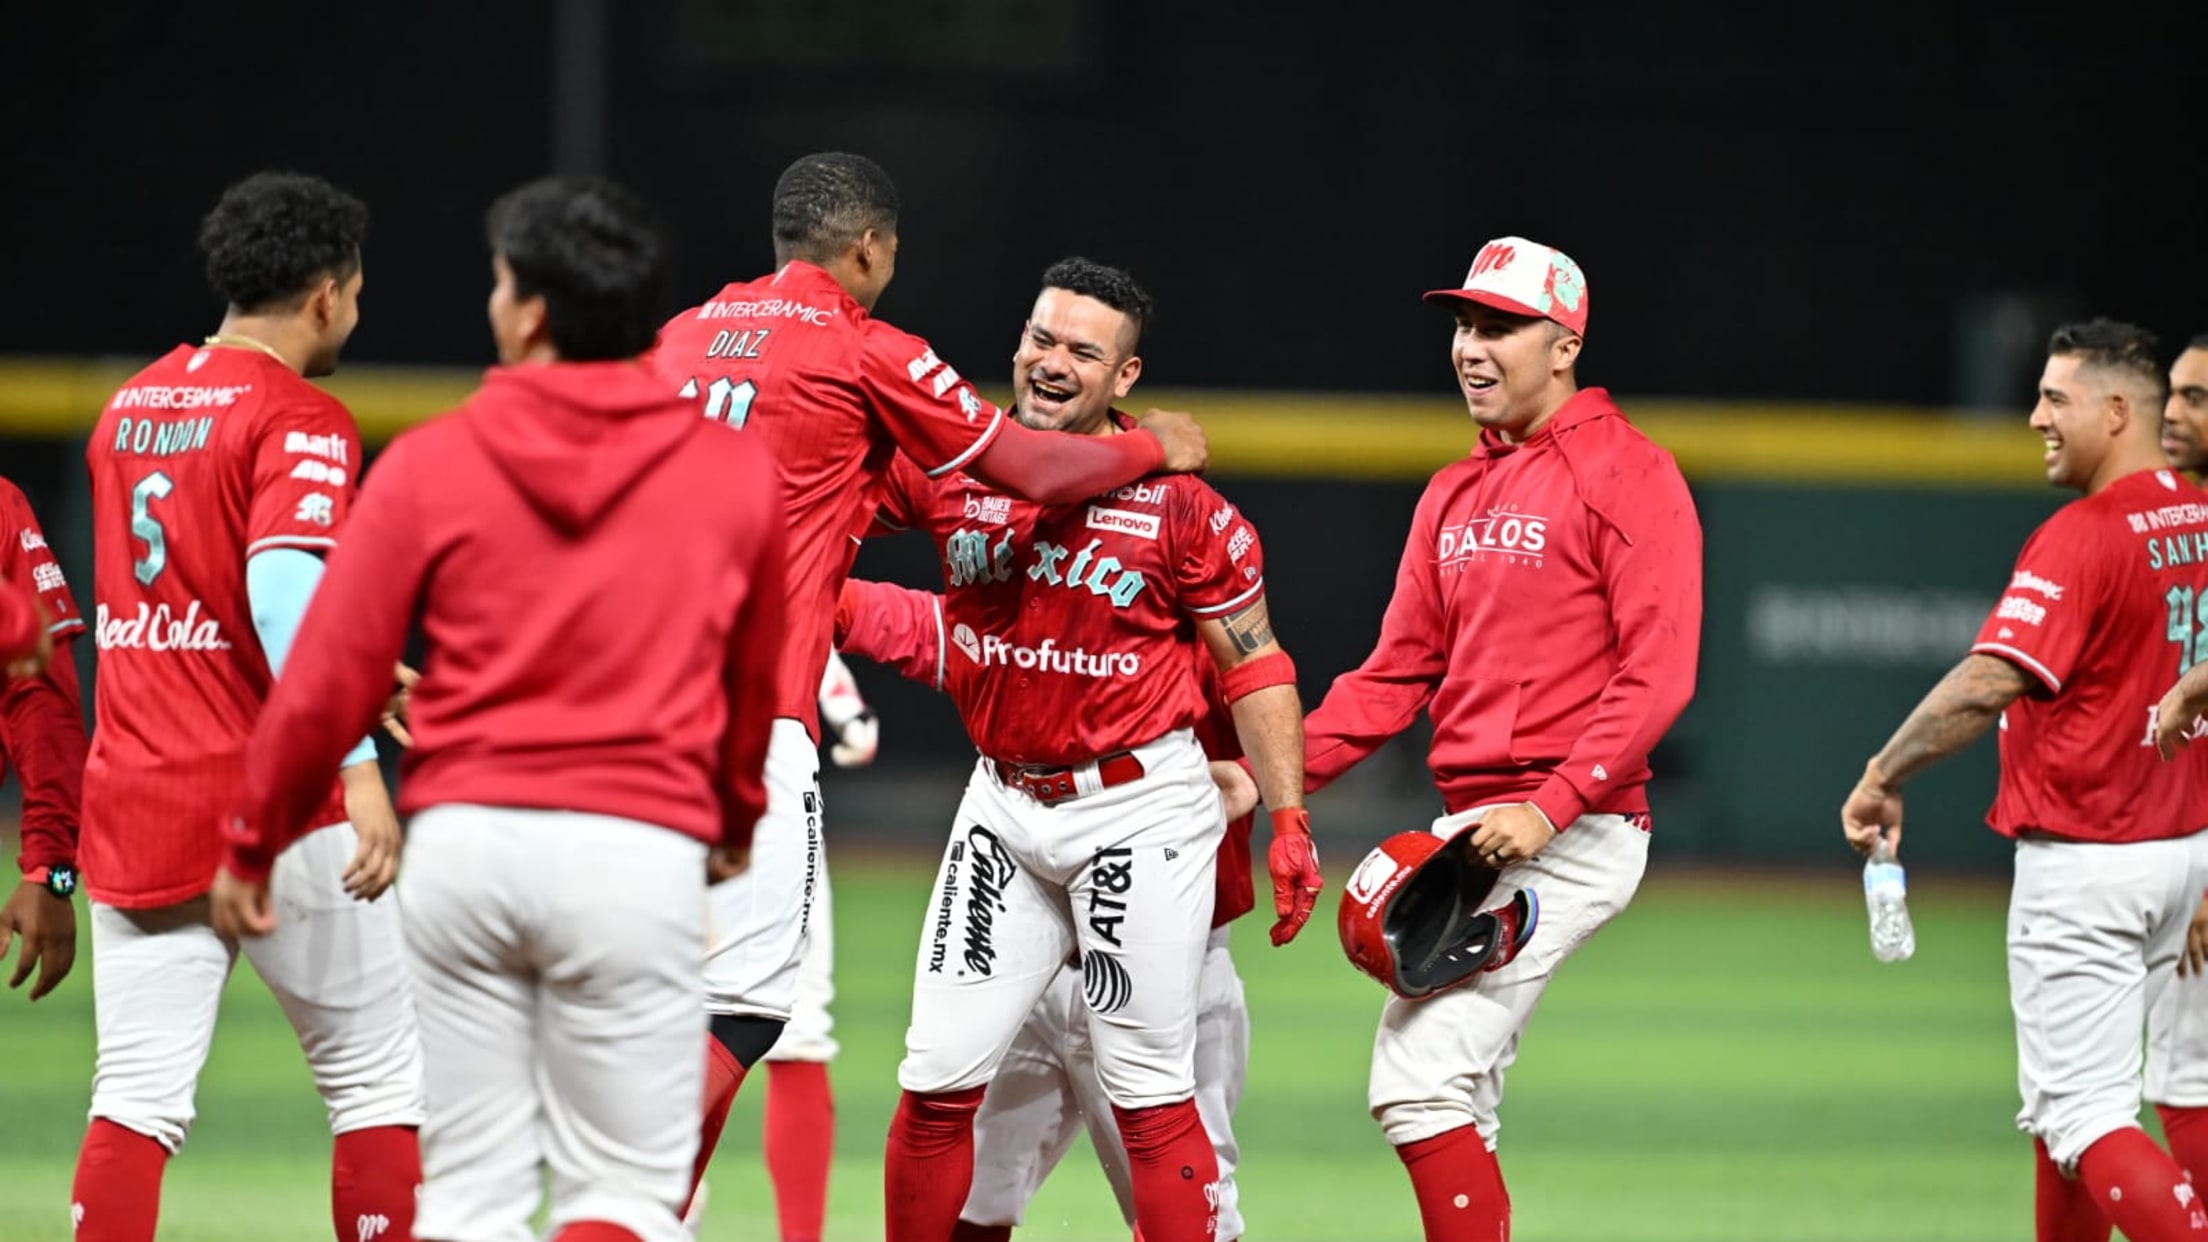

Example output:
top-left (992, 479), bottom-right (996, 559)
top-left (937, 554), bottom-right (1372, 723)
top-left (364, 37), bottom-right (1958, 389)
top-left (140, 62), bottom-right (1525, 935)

top-left (4, 1), bottom-right (2200, 406)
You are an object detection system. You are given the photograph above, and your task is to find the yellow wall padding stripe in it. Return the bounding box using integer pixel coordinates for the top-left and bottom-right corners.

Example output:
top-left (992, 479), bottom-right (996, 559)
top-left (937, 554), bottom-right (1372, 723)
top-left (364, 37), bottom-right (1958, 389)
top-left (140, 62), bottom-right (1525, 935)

top-left (0, 358), bottom-right (2050, 489)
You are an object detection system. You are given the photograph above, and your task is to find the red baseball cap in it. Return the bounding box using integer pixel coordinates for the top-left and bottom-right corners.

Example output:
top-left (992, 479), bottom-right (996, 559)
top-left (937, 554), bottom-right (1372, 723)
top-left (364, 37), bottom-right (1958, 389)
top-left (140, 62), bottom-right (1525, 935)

top-left (1424, 236), bottom-right (1590, 337)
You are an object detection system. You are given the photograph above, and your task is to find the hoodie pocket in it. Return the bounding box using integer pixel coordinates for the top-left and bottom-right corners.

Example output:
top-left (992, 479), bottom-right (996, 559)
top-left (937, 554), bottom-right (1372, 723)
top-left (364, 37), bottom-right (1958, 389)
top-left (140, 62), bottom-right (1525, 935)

top-left (1432, 676), bottom-right (1524, 769)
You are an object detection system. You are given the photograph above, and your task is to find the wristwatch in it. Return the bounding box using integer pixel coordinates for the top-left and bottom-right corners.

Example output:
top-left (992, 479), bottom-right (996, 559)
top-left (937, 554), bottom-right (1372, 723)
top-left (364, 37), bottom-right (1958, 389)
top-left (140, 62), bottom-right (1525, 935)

top-left (21, 864), bottom-right (79, 899)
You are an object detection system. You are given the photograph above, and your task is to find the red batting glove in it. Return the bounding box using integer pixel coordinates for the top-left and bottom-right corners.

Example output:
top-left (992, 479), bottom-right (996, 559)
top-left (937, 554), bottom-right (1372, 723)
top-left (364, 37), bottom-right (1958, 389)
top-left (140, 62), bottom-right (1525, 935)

top-left (1267, 807), bottom-right (1322, 946)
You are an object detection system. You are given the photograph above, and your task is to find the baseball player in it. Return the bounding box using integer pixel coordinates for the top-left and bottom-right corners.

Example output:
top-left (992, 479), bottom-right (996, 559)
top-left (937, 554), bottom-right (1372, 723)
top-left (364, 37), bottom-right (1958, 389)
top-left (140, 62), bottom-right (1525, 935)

top-left (714, 654), bottom-right (879, 1242)
top-left (0, 476), bottom-right (89, 1002)
top-left (643, 151), bottom-right (1209, 1207)
top-left (1849, 319), bottom-right (2208, 1242)
top-left (70, 171), bottom-right (424, 1242)
top-left (867, 256), bottom-right (1317, 1242)
top-left (2140, 331), bottom-right (2208, 1198)
top-left (217, 175), bottom-right (787, 1242)
top-left (1284, 237), bottom-right (1701, 1240)
top-left (832, 574), bottom-right (1257, 1242)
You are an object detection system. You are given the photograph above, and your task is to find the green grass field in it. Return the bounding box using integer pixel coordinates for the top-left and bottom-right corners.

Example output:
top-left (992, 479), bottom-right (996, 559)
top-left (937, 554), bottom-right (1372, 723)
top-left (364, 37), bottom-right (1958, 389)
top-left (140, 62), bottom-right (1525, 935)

top-left (0, 854), bottom-right (2064, 1241)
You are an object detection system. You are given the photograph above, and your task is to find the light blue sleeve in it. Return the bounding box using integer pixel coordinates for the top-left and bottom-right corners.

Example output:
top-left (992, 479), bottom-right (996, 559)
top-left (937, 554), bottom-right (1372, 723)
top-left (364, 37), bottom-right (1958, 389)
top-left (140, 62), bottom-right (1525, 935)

top-left (246, 547), bottom-right (380, 770)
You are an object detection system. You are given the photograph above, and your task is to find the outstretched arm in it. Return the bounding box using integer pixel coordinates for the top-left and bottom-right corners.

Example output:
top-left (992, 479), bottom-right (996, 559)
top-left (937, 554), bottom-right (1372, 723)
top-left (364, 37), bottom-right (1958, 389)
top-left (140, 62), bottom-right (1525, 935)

top-left (1841, 652), bottom-right (2031, 856)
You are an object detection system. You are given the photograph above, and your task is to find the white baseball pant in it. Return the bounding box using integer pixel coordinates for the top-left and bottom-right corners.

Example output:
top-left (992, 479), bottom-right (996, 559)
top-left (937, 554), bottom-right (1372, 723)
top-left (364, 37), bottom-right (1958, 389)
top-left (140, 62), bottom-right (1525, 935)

top-left (86, 820), bottom-right (425, 1153)
top-left (962, 925), bottom-right (1247, 1239)
top-left (2010, 828), bottom-right (2208, 1167)
top-left (1368, 807), bottom-right (1650, 1148)
top-left (402, 805), bottom-right (709, 1242)
top-left (763, 860), bottom-right (838, 1063)
top-left (899, 728), bottom-right (1224, 1109)
top-left (2148, 943), bottom-right (2208, 1108)
top-left (705, 718), bottom-right (822, 1021)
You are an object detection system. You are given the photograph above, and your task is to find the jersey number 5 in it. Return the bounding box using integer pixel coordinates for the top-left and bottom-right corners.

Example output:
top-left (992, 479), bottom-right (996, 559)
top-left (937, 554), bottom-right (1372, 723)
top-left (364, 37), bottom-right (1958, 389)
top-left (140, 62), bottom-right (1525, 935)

top-left (680, 376), bottom-right (758, 429)
top-left (2168, 584), bottom-right (2208, 675)
top-left (131, 470), bottom-right (174, 586)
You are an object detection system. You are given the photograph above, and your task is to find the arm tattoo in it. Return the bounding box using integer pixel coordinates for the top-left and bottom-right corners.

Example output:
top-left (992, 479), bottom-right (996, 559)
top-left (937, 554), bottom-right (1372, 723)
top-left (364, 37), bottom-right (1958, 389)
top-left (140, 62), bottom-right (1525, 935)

top-left (1221, 598), bottom-right (1275, 656)
top-left (1873, 652), bottom-right (2033, 788)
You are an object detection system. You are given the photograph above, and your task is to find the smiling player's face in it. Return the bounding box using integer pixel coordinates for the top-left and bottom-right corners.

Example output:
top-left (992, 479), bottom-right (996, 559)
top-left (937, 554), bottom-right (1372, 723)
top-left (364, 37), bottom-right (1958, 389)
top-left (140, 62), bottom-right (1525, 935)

top-left (1450, 305), bottom-right (1577, 441)
top-left (1010, 288), bottom-right (1141, 436)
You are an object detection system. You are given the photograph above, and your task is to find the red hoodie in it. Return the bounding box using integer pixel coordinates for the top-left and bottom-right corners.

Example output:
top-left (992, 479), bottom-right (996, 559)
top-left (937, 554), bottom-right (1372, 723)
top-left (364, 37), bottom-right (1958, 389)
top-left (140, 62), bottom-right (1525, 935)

top-left (224, 361), bottom-right (787, 881)
top-left (1302, 388), bottom-right (1702, 827)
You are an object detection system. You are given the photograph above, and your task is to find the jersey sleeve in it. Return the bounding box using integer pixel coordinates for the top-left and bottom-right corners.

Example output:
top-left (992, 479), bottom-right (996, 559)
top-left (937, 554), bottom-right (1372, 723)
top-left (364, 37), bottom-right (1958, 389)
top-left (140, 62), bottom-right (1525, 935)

top-left (0, 479), bottom-right (82, 639)
top-left (1970, 516), bottom-right (2102, 693)
top-left (1176, 484), bottom-right (1266, 618)
top-left (859, 325), bottom-right (1007, 480)
top-left (245, 392), bottom-right (362, 557)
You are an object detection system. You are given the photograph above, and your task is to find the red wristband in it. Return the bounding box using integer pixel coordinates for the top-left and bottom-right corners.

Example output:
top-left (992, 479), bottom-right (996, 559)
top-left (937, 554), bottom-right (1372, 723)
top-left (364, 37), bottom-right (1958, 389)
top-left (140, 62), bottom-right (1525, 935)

top-left (1221, 650), bottom-right (1296, 704)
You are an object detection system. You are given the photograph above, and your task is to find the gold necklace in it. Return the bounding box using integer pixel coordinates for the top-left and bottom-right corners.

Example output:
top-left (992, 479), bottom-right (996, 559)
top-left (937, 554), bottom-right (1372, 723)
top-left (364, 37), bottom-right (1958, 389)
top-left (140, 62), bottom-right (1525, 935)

top-left (202, 332), bottom-right (287, 364)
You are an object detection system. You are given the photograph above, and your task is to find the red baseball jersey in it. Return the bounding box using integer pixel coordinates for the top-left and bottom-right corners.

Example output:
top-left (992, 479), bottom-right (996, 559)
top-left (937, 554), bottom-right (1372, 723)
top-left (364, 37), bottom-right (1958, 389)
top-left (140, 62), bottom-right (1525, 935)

top-left (646, 261), bottom-right (1007, 741)
top-left (1, 475), bottom-right (89, 873)
top-left (875, 425), bottom-right (1266, 766)
top-left (1971, 467), bottom-right (2208, 844)
top-left (82, 344), bottom-right (352, 907)
top-left (0, 477), bottom-right (85, 646)
top-left (837, 575), bottom-right (1257, 925)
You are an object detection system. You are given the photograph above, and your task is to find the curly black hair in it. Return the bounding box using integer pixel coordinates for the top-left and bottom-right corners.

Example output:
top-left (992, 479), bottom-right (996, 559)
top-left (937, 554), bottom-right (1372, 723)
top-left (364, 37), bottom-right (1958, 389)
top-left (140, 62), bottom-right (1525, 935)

top-left (2049, 318), bottom-right (2166, 401)
top-left (771, 153), bottom-right (900, 266)
top-left (198, 172), bottom-right (368, 313)
top-left (486, 176), bottom-right (669, 362)
top-left (1041, 257), bottom-right (1153, 352)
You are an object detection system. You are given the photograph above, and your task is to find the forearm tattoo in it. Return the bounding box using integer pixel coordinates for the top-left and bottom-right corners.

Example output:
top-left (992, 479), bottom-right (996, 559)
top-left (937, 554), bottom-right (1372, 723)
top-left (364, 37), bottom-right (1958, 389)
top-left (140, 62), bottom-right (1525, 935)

top-left (1875, 653), bottom-right (2031, 787)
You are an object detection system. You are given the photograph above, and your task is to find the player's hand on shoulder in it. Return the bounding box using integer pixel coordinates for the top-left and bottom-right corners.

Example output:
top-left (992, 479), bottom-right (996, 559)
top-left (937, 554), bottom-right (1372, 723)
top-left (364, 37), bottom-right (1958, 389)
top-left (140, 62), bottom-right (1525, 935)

top-left (0, 876), bottom-right (77, 1001)
top-left (1840, 761), bottom-right (1903, 857)
top-left (339, 761), bottom-right (403, 902)
top-left (1136, 408), bottom-right (1208, 475)
top-left (1209, 760), bottom-right (1259, 822)
top-left (209, 867), bottom-right (276, 940)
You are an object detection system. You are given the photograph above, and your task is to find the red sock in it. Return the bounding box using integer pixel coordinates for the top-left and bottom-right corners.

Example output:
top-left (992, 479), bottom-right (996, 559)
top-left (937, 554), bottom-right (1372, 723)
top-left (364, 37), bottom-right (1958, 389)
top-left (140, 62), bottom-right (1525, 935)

top-left (1397, 1124), bottom-right (1510, 1242)
top-left (766, 1060), bottom-right (835, 1242)
top-left (2077, 1127), bottom-right (2208, 1241)
top-left (2162, 1106), bottom-right (2208, 1188)
top-left (70, 1120), bottom-right (169, 1242)
top-left (333, 1125), bottom-right (420, 1242)
top-left (550, 1225), bottom-right (643, 1242)
top-left (1112, 1100), bottom-right (1221, 1242)
top-left (684, 1037), bottom-right (752, 1218)
top-left (949, 1223), bottom-right (1012, 1242)
top-left (885, 1087), bottom-right (987, 1242)
top-left (2036, 1137), bottom-right (2113, 1242)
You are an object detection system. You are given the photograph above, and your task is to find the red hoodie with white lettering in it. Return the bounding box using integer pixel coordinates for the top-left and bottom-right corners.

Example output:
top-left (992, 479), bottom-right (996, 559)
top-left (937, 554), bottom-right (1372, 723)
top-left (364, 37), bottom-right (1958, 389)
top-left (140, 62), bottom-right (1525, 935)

top-left (1301, 387), bottom-right (1702, 828)
top-left (223, 361), bottom-right (787, 880)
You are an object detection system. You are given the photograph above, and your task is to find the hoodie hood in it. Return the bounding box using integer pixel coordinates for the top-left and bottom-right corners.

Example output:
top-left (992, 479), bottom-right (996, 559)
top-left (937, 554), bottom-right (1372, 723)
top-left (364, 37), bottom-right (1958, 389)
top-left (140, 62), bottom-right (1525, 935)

top-left (463, 362), bottom-right (703, 534)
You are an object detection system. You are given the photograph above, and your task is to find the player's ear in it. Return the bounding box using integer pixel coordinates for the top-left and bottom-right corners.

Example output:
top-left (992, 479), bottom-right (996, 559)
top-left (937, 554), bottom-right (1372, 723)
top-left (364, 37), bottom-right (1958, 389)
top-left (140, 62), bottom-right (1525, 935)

top-left (308, 276), bottom-right (340, 328)
top-left (1549, 328), bottom-right (1583, 374)
top-left (1113, 353), bottom-right (1143, 399)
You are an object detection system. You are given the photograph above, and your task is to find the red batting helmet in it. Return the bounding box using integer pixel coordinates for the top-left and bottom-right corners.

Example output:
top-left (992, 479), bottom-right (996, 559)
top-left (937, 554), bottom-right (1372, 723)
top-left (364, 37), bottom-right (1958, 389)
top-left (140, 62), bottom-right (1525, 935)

top-left (1338, 830), bottom-right (1539, 1000)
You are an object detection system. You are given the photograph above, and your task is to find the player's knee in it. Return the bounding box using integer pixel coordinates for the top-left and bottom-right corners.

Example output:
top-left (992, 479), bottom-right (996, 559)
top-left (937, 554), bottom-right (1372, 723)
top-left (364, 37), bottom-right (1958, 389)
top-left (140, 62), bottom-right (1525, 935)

top-left (1372, 1096), bottom-right (1497, 1150)
top-left (86, 1105), bottom-right (190, 1156)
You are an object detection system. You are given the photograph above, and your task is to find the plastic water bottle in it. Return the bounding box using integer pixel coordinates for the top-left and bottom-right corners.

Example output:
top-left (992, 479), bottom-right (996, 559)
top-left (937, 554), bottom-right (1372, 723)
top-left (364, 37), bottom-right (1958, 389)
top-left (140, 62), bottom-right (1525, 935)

top-left (1864, 842), bottom-right (1916, 963)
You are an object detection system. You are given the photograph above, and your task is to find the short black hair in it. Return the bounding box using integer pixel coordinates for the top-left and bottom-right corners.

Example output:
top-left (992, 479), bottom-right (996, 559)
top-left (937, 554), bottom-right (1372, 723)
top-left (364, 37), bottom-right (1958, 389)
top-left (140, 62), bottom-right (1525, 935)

top-left (2048, 318), bottom-right (2166, 403)
top-left (486, 176), bottom-right (669, 362)
top-left (2190, 331), bottom-right (2208, 353)
top-left (1041, 257), bottom-right (1153, 352)
top-left (199, 172), bottom-right (368, 313)
top-left (772, 153), bottom-right (900, 266)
